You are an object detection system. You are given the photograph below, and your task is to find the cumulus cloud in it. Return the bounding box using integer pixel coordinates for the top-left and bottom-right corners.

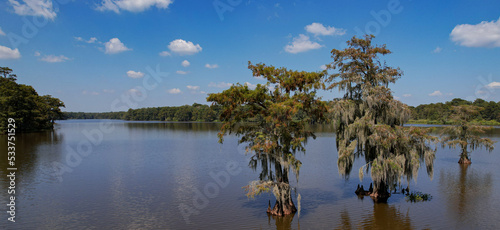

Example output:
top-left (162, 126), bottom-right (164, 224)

top-left (167, 88), bottom-right (181, 94)
top-left (104, 38), bottom-right (131, 54)
top-left (186, 85), bottom-right (200, 90)
top-left (0, 46), bottom-right (21, 59)
top-left (205, 63), bottom-right (219, 69)
top-left (127, 70), bottom-right (144, 79)
top-left (320, 64), bottom-right (327, 70)
top-left (428, 90), bottom-right (443, 97)
top-left (8, 0), bottom-right (57, 19)
top-left (208, 82), bottom-right (233, 88)
top-left (450, 17), bottom-right (500, 47)
top-left (0, 27), bottom-right (5, 36)
top-left (166, 39), bottom-right (202, 55)
top-left (97, 0), bottom-right (173, 13)
top-left (40, 54), bottom-right (70, 63)
top-left (34, 51), bottom-right (41, 56)
top-left (433, 47), bottom-right (442, 53)
top-left (305, 22), bottom-right (346, 36)
top-left (176, 70), bottom-right (188, 75)
top-left (284, 34), bottom-right (322, 54)
top-left (486, 82), bottom-right (500, 88)
top-left (181, 60), bottom-right (190, 67)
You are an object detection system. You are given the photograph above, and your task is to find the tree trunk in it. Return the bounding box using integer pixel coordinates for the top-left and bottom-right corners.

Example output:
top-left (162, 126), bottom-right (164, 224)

top-left (370, 181), bottom-right (391, 203)
top-left (267, 161), bottom-right (297, 216)
top-left (458, 156), bottom-right (471, 164)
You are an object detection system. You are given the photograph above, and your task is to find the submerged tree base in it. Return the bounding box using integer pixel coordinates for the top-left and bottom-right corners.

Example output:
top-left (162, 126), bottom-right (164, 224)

top-left (458, 157), bottom-right (472, 164)
top-left (267, 199), bottom-right (297, 216)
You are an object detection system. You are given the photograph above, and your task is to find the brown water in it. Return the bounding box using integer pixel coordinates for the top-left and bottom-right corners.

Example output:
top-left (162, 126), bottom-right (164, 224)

top-left (0, 120), bottom-right (499, 229)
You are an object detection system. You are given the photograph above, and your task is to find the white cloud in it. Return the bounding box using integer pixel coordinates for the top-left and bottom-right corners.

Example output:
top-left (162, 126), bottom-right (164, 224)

top-left (181, 60), bottom-right (190, 67)
top-left (433, 47), bottom-right (442, 53)
top-left (208, 82), bottom-right (233, 88)
top-left (450, 17), bottom-right (500, 47)
top-left (159, 51), bottom-right (171, 56)
top-left (305, 22), bottom-right (346, 36)
top-left (486, 82), bottom-right (500, 88)
top-left (40, 54), bottom-right (70, 63)
top-left (176, 70), bottom-right (188, 75)
top-left (402, 94), bottom-right (412, 97)
top-left (0, 46), bottom-right (21, 59)
top-left (8, 0), bottom-right (57, 19)
top-left (127, 70), bottom-right (144, 79)
top-left (244, 82), bottom-right (257, 89)
top-left (167, 88), bottom-right (181, 94)
top-left (82, 90), bottom-right (100, 96)
top-left (97, 0), bottom-right (173, 13)
top-left (0, 27), bottom-right (5, 36)
top-left (75, 36), bottom-right (98, 44)
top-left (320, 64), bottom-right (327, 70)
top-left (102, 89), bottom-right (115, 93)
top-left (104, 38), bottom-right (131, 54)
top-left (187, 85), bottom-right (200, 90)
top-left (428, 90), bottom-right (443, 97)
top-left (205, 63), bottom-right (219, 69)
top-left (127, 88), bottom-right (142, 96)
top-left (34, 51), bottom-right (41, 56)
top-left (167, 39), bottom-right (202, 55)
top-left (284, 34), bottom-right (322, 54)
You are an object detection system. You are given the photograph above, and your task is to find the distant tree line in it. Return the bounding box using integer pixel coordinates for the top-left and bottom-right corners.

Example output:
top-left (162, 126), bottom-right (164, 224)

top-left (410, 98), bottom-right (500, 124)
top-left (1, 67), bottom-right (65, 133)
top-left (64, 98), bottom-right (500, 125)
top-left (64, 103), bottom-right (222, 122)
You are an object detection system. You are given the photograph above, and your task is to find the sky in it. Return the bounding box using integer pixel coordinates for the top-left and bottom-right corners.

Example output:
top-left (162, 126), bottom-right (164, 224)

top-left (0, 0), bottom-right (499, 112)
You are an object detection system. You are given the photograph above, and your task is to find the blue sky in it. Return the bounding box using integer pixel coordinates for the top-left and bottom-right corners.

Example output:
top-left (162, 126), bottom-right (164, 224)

top-left (0, 0), bottom-right (499, 112)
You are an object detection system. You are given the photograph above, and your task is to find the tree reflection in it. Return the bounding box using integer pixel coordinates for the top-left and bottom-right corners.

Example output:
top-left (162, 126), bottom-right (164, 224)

top-left (335, 204), bottom-right (413, 230)
top-left (439, 164), bottom-right (493, 222)
top-left (267, 212), bottom-right (297, 230)
top-left (0, 130), bottom-right (63, 189)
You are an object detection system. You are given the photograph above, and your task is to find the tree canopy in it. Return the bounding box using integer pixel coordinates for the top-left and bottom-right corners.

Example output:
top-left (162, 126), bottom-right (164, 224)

top-left (0, 67), bottom-right (65, 133)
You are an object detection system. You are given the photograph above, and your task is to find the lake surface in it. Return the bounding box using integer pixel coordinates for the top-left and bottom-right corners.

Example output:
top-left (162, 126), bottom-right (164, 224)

top-left (1, 120), bottom-right (500, 229)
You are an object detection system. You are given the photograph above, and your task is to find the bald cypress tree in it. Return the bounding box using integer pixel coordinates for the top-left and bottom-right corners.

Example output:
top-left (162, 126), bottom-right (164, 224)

top-left (207, 62), bottom-right (327, 215)
top-left (441, 105), bottom-right (495, 164)
top-left (326, 35), bottom-right (436, 201)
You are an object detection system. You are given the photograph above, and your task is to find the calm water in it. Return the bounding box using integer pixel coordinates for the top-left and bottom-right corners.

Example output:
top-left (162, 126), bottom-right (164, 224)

top-left (1, 120), bottom-right (499, 229)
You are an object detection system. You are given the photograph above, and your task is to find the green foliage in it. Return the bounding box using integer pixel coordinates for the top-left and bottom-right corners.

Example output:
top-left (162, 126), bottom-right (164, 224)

top-left (326, 35), bottom-right (436, 196)
top-left (405, 192), bottom-right (432, 202)
top-left (410, 98), bottom-right (500, 124)
top-left (0, 67), bottom-right (65, 133)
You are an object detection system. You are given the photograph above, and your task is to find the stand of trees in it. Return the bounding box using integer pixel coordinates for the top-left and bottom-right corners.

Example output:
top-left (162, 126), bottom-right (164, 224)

top-left (64, 103), bottom-right (222, 122)
top-left (411, 98), bottom-right (500, 124)
top-left (1, 67), bottom-right (65, 133)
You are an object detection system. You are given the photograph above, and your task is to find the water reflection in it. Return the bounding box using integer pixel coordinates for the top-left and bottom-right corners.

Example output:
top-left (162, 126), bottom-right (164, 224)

top-left (0, 130), bottom-right (63, 189)
top-left (267, 212), bottom-right (297, 230)
top-left (333, 204), bottom-right (413, 230)
top-left (439, 164), bottom-right (493, 227)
